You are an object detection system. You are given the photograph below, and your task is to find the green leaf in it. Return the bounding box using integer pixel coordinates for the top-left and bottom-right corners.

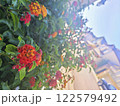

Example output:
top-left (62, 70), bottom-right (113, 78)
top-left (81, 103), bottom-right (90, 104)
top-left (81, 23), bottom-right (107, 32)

top-left (0, 19), bottom-right (11, 30)
top-left (9, 38), bottom-right (19, 45)
top-left (39, 14), bottom-right (43, 21)
top-left (0, 58), bottom-right (2, 67)
top-left (6, 0), bottom-right (12, 4)
top-left (3, 30), bottom-right (13, 39)
top-left (57, 18), bottom-right (65, 29)
top-left (0, 1), bottom-right (6, 5)
top-left (2, 31), bottom-right (18, 44)
top-left (19, 0), bottom-right (29, 9)
top-left (18, 36), bottom-right (25, 47)
top-left (10, 72), bottom-right (21, 88)
top-left (0, 42), bottom-right (6, 50)
top-left (28, 61), bottom-right (36, 72)
top-left (5, 44), bottom-right (17, 55)
top-left (85, 64), bottom-right (87, 68)
top-left (1, 82), bottom-right (10, 90)
top-left (54, 45), bottom-right (59, 56)
top-left (89, 67), bottom-right (92, 73)
top-left (19, 67), bottom-right (26, 80)
top-left (0, 65), bottom-right (11, 72)
top-left (10, 12), bottom-right (19, 31)
top-left (35, 44), bottom-right (40, 51)
top-left (39, 22), bottom-right (47, 34)
top-left (15, 28), bottom-right (24, 37)
top-left (77, 68), bottom-right (82, 72)
top-left (26, 22), bottom-right (30, 27)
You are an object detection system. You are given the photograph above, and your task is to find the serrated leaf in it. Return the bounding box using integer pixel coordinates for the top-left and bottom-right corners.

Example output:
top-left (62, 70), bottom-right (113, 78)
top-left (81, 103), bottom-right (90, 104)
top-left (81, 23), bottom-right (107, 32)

top-left (19, 67), bottom-right (26, 80)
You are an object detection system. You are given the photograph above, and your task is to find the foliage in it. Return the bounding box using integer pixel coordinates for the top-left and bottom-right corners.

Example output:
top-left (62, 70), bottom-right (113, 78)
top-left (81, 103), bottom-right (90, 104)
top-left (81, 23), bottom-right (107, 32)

top-left (0, 0), bottom-right (97, 90)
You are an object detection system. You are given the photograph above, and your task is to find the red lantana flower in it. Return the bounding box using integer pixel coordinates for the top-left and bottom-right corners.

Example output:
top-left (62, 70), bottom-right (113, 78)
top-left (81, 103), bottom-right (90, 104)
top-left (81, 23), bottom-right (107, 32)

top-left (0, 37), bottom-right (2, 40)
top-left (29, 77), bottom-right (35, 87)
top-left (44, 72), bottom-right (50, 78)
top-left (38, 81), bottom-right (42, 87)
top-left (58, 30), bottom-right (62, 34)
top-left (17, 44), bottom-right (37, 65)
top-left (35, 52), bottom-right (42, 66)
top-left (13, 44), bottom-right (42, 71)
top-left (20, 12), bottom-right (31, 24)
top-left (55, 71), bottom-right (62, 80)
top-left (49, 79), bottom-right (57, 87)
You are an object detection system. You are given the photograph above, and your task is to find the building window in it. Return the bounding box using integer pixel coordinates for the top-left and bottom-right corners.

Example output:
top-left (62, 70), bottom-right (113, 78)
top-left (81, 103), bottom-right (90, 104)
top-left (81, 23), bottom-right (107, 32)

top-left (96, 68), bottom-right (107, 74)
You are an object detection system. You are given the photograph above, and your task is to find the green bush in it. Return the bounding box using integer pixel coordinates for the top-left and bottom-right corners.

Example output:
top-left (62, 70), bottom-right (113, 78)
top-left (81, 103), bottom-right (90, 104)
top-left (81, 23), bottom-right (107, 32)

top-left (0, 0), bottom-right (96, 90)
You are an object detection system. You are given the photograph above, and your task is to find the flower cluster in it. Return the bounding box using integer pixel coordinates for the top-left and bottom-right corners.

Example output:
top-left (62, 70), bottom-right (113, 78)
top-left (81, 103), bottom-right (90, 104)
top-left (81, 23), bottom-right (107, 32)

top-left (48, 32), bottom-right (57, 38)
top-left (44, 71), bottom-right (62, 87)
top-left (29, 77), bottom-right (35, 87)
top-left (41, 5), bottom-right (47, 18)
top-left (29, 77), bottom-right (42, 88)
top-left (29, 71), bottom-right (62, 88)
top-left (61, 55), bottom-right (64, 62)
top-left (20, 12), bottom-right (31, 24)
top-left (55, 71), bottom-right (62, 80)
top-left (29, 2), bottom-right (47, 18)
top-left (12, 44), bottom-right (42, 71)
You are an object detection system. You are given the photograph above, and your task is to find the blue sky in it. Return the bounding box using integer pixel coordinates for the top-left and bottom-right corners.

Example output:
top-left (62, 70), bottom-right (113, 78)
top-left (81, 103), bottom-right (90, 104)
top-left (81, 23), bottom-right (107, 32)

top-left (83, 0), bottom-right (120, 49)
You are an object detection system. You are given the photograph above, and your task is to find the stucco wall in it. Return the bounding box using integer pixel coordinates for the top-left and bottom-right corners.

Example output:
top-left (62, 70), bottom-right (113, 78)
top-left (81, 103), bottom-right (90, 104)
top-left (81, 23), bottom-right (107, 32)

top-left (60, 67), bottom-right (100, 90)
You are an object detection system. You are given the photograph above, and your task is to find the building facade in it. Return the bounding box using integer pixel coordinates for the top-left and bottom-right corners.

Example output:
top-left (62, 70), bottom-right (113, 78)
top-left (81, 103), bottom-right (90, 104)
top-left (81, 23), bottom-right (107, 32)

top-left (84, 32), bottom-right (120, 89)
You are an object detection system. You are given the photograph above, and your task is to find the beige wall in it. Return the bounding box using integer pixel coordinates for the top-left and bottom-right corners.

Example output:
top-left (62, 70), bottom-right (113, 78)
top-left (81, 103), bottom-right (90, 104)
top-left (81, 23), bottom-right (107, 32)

top-left (60, 66), bottom-right (100, 90)
top-left (102, 51), bottom-right (120, 65)
top-left (73, 67), bottom-right (100, 90)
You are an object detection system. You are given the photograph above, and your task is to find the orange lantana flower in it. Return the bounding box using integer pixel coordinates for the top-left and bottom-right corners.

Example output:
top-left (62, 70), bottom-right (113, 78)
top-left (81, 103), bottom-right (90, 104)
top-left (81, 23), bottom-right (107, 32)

top-left (61, 55), bottom-right (64, 62)
top-left (29, 2), bottom-right (41, 16)
top-left (29, 2), bottom-right (47, 18)
top-left (63, 80), bottom-right (68, 88)
top-left (13, 44), bottom-right (42, 71)
top-left (40, 61), bottom-right (45, 66)
top-left (0, 37), bottom-right (2, 40)
top-left (62, 11), bottom-right (64, 15)
top-left (52, 32), bottom-right (57, 38)
top-left (41, 5), bottom-right (47, 18)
